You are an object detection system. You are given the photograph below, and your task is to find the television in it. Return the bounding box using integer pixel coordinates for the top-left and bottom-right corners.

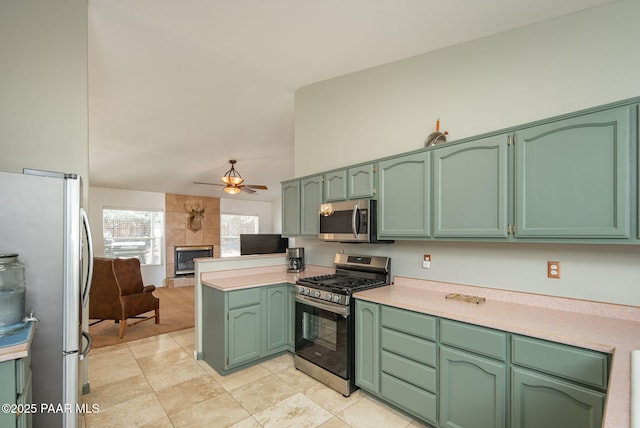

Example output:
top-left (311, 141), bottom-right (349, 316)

top-left (240, 234), bottom-right (289, 255)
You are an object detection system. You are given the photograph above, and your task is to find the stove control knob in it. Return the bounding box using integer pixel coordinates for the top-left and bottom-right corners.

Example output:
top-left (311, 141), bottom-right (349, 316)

top-left (313, 290), bottom-right (321, 298)
top-left (326, 293), bottom-right (332, 301)
top-left (304, 288), bottom-right (311, 295)
top-left (333, 295), bottom-right (341, 303)
top-left (298, 286), bottom-right (305, 294)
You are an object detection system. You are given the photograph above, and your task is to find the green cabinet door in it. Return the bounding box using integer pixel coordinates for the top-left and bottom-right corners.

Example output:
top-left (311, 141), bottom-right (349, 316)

top-left (511, 367), bottom-right (605, 428)
top-left (265, 285), bottom-right (289, 351)
top-left (440, 346), bottom-right (507, 428)
top-left (324, 170), bottom-right (347, 201)
top-left (228, 303), bottom-right (262, 368)
top-left (300, 175), bottom-right (323, 236)
top-left (355, 300), bottom-right (380, 394)
top-left (378, 151), bottom-right (431, 238)
top-left (281, 180), bottom-right (300, 237)
top-left (287, 285), bottom-right (295, 350)
top-left (514, 106), bottom-right (632, 238)
top-left (433, 135), bottom-right (509, 238)
top-left (348, 164), bottom-right (376, 199)
top-left (0, 359), bottom-right (17, 428)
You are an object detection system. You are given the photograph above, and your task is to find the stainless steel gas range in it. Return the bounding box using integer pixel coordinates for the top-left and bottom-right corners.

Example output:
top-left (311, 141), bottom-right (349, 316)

top-left (294, 253), bottom-right (391, 396)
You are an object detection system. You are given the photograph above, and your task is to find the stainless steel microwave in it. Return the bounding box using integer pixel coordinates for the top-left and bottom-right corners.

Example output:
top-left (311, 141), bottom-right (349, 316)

top-left (318, 199), bottom-right (391, 243)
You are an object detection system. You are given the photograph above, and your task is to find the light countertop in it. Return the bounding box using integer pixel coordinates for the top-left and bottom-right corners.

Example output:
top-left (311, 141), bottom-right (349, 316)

top-left (354, 276), bottom-right (640, 428)
top-left (201, 265), bottom-right (333, 291)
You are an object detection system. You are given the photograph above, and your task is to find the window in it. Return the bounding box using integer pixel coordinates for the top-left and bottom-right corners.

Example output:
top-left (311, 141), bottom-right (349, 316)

top-left (220, 214), bottom-right (259, 257)
top-left (103, 208), bottom-right (164, 266)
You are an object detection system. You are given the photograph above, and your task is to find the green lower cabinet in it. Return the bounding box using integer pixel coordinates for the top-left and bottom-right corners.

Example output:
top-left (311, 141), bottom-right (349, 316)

top-left (0, 352), bottom-right (32, 428)
top-left (354, 302), bottom-right (610, 428)
top-left (203, 283), bottom-right (290, 374)
top-left (439, 346), bottom-right (507, 428)
top-left (511, 367), bottom-right (605, 428)
top-left (355, 300), bottom-right (380, 394)
top-left (227, 304), bottom-right (262, 367)
top-left (266, 285), bottom-right (289, 351)
top-left (381, 372), bottom-right (437, 424)
top-left (287, 285), bottom-right (295, 350)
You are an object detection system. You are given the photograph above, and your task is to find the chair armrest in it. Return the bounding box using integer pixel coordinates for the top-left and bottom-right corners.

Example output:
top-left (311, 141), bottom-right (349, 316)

top-left (143, 285), bottom-right (156, 293)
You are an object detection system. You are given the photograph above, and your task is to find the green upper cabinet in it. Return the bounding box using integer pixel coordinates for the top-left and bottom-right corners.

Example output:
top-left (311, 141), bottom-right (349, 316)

top-left (281, 180), bottom-right (300, 237)
top-left (514, 106), bottom-right (632, 239)
top-left (300, 175), bottom-right (323, 236)
top-left (324, 170), bottom-right (347, 202)
top-left (378, 151), bottom-right (431, 238)
top-left (348, 164), bottom-right (376, 199)
top-left (433, 135), bottom-right (509, 238)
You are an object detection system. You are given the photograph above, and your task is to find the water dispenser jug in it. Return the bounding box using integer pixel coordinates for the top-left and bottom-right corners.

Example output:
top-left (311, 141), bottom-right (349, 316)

top-left (0, 253), bottom-right (26, 337)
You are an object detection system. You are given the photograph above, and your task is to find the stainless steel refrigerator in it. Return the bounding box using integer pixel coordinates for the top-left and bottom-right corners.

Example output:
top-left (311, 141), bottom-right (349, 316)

top-left (0, 169), bottom-right (93, 428)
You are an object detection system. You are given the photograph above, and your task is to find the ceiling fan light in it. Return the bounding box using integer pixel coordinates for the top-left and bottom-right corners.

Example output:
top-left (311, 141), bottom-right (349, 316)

top-left (221, 160), bottom-right (244, 186)
top-left (223, 185), bottom-right (241, 195)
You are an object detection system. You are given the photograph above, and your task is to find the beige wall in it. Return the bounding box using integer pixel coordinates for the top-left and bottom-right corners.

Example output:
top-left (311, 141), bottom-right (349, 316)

top-left (0, 0), bottom-right (88, 195)
top-left (165, 193), bottom-right (220, 280)
top-left (293, 0), bottom-right (640, 306)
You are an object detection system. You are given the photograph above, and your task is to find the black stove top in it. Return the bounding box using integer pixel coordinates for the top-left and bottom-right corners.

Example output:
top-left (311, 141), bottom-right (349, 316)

top-left (295, 254), bottom-right (391, 305)
top-left (296, 274), bottom-right (386, 293)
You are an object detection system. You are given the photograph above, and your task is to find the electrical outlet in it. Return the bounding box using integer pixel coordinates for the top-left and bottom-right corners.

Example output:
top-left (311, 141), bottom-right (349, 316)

top-left (547, 261), bottom-right (561, 279)
top-left (423, 254), bottom-right (431, 269)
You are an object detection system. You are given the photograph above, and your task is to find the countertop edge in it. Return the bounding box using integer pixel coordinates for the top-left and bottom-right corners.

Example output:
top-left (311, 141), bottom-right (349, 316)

top-left (0, 323), bottom-right (35, 363)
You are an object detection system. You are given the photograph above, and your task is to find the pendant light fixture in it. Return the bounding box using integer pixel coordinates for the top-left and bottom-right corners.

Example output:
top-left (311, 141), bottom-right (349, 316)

top-left (221, 160), bottom-right (244, 186)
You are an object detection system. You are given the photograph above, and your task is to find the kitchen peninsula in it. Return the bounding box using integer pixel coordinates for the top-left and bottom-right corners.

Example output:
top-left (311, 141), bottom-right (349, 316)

top-left (193, 254), bottom-right (331, 362)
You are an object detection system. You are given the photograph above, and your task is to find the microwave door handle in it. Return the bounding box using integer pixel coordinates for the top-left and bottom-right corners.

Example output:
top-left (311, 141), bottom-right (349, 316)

top-left (352, 205), bottom-right (359, 238)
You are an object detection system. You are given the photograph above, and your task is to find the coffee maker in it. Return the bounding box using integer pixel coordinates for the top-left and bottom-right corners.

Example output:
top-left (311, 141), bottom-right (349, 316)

top-left (287, 247), bottom-right (305, 273)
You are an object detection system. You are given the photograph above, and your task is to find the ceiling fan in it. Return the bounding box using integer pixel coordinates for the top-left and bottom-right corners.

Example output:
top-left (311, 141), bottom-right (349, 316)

top-left (193, 160), bottom-right (268, 195)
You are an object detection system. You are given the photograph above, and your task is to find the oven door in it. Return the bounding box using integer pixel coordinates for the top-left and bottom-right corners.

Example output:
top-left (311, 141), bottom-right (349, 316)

top-left (294, 294), bottom-right (353, 380)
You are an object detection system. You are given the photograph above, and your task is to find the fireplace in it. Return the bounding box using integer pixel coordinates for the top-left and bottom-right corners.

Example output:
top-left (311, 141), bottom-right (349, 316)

top-left (174, 245), bottom-right (213, 276)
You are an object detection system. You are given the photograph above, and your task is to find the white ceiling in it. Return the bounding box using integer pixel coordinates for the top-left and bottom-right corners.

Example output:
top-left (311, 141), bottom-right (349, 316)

top-left (88, 0), bottom-right (614, 201)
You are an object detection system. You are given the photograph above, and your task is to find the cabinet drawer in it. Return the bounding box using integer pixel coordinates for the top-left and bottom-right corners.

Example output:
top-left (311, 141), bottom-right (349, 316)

top-left (228, 288), bottom-right (262, 309)
top-left (381, 305), bottom-right (436, 341)
top-left (440, 319), bottom-right (507, 361)
top-left (381, 328), bottom-right (436, 366)
top-left (381, 350), bottom-right (436, 393)
top-left (381, 373), bottom-right (437, 424)
top-left (512, 335), bottom-right (609, 389)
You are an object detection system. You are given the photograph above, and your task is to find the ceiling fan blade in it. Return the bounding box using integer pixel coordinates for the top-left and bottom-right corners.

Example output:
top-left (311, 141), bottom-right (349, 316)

top-left (242, 184), bottom-right (268, 190)
top-left (241, 187), bottom-right (257, 194)
top-left (193, 181), bottom-right (224, 187)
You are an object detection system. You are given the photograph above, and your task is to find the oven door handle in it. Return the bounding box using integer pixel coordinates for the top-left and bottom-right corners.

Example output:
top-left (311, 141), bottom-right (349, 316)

top-left (295, 294), bottom-right (350, 317)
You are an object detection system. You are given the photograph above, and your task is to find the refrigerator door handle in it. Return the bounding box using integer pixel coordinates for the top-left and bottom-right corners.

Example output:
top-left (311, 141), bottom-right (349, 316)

top-left (80, 331), bottom-right (92, 360)
top-left (81, 208), bottom-right (94, 308)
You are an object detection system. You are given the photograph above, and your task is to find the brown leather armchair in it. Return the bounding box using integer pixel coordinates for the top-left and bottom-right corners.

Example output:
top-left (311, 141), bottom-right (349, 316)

top-left (89, 257), bottom-right (160, 338)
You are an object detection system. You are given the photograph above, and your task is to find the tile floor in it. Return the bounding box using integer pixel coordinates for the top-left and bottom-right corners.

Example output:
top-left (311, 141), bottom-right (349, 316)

top-left (84, 328), bottom-right (428, 427)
